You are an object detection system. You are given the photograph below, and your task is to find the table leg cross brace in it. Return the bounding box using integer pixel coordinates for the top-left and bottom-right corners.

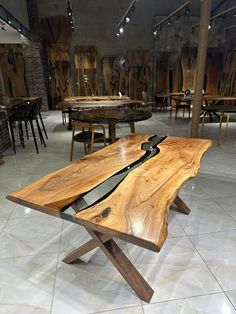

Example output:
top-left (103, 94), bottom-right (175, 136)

top-left (62, 196), bottom-right (190, 302)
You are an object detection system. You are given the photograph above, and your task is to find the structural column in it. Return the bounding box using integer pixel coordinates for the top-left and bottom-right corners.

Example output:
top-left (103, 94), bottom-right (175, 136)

top-left (190, 0), bottom-right (212, 137)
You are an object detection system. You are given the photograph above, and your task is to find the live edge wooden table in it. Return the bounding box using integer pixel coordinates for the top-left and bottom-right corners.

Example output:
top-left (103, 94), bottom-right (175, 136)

top-left (6, 134), bottom-right (211, 303)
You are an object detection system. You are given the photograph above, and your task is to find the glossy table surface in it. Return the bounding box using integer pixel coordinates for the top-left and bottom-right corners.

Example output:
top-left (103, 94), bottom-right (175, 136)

top-left (71, 108), bottom-right (152, 124)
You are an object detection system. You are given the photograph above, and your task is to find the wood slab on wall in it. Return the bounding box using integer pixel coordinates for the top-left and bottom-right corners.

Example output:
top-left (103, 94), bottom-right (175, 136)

top-left (41, 15), bottom-right (72, 110)
top-left (205, 49), bottom-right (222, 95)
top-left (219, 50), bottom-right (236, 98)
top-left (156, 52), bottom-right (181, 94)
top-left (0, 44), bottom-right (28, 97)
top-left (127, 50), bottom-right (151, 100)
top-left (102, 56), bottom-right (125, 95)
top-left (74, 46), bottom-right (98, 96)
top-left (47, 43), bottom-right (72, 110)
top-left (181, 47), bottom-right (197, 91)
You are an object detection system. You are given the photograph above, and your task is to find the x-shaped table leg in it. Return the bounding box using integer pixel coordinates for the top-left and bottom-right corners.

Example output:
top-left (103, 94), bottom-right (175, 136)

top-left (62, 195), bottom-right (190, 302)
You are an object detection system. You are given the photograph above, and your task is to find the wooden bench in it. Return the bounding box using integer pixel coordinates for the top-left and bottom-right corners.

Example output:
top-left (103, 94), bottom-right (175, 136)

top-left (7, 133), bottom-right (211, 303)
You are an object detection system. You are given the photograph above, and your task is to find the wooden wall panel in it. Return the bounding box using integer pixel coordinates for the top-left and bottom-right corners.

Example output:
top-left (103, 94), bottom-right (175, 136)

top-left (74, 46), bottom-right (98, 96)
top-left (205, 49), bottom-right (222, 95)
top-left (127, 50), bottom-right (151, 100)
top-left (41, 15), bottom-right (72, 109)
top-left (156, 53), bottom-right (181, 94)
top-left (156, 53), bottom-right (168, 94)
top-left (0, 44), bottom-right (28, 97)
top-left (41, 16), bottom-right (72, 44)
top-left (181, 48), bottom-right (197, 91)
top-left (102, 56), bottom-right (126, 95)
top-left (219, 50), bottom-right (236, 97)
top-left (47, 43), bottom-right (72, 110)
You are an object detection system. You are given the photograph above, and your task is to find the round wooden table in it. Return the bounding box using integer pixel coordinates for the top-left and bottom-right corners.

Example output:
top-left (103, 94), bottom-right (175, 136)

top-left (71, 108), bottom-right (152, 143)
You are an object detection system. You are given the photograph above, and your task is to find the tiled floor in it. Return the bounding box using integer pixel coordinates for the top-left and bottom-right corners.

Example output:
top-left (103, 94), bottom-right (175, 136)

top-left (0, 110), bottom-right (236, 314)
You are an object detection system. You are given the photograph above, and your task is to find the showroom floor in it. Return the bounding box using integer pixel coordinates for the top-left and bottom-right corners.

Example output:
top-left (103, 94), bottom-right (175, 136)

top-left (0, 110), bottom-right (236, 314)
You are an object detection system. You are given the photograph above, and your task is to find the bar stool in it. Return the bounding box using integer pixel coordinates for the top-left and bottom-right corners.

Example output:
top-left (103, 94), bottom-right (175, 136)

top-left (8, 101), bottom-right (46, 154)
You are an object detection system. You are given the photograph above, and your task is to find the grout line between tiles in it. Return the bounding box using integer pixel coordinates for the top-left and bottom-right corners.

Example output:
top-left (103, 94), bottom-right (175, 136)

top-left (50, 219), bottom-right (64, 314)
top-left (224, 291), bottom-right (236, 310)
top-left (89, 305), bottom-right (144, 314)
top-left (187, 233), bottom-right (226, 294)
top-left (142, 291), bottom-right (233, 308)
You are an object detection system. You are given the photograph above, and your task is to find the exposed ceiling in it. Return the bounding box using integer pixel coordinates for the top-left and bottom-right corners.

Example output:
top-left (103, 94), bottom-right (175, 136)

top-left (0, 19), bottom-right (22, 43)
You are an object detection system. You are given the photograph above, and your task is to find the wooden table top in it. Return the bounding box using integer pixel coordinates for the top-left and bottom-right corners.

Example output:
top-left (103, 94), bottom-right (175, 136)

top-left (60, 99), bottom-right (142, 110)
top-left (71, 108), bottom-right (152, 124)
top-left (7, 134), bottom-right (211, 252)
top-left (172, 95), bottom-right (236, 102)
top-left (64, 95), bottom-right (130, 102)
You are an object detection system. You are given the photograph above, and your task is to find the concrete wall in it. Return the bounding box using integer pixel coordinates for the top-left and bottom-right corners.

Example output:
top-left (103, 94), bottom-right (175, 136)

top-left (0, 0), bottom-right (29, 28)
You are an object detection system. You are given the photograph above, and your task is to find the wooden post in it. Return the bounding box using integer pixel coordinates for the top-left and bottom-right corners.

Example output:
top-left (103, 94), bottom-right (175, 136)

top-left (190, 0), bottom-right (212, 138)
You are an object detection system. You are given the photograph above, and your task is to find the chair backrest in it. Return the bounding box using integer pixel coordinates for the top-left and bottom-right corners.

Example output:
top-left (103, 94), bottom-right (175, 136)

top-left (71, 120), bottom-right (95, 131)
top-left (9, 101), bottom-right (39, 121)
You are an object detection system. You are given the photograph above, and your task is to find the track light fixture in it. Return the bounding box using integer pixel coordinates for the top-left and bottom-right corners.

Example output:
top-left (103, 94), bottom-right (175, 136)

top-left (67, 0), bottom-right (75, 32)
top-left (192, 4), bottom-right (236, 30)
top-left (153, 1), bottom-right (190, 38)
top-left (116, 0), bottom-right (136, 36)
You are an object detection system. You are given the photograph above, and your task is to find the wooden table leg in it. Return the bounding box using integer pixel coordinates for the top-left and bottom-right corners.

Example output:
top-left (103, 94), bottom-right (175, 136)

top-left (173, 195), bottom-right (190, 215)
top-left (63, 234), bottom-right (111, 264)
top-left (108, 123), bottom-right (117, 143)
top-left (129, 122), bottom-right (135, 133)
top-left (86, 229), bottom-right (154, 303)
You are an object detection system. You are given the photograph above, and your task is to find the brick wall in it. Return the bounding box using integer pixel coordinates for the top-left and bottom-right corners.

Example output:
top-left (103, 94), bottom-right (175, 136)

top-left (22, 37), bottom-right (49, 111)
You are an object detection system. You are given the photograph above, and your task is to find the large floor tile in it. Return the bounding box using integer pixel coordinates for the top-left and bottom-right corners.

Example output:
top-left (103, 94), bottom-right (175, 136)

top-left (52, 252), bottom-right (142, 314)
top-left (0, 253), bottom-right (57, 312)
top-left (0, 219), bottom-right (7, 233)
top-left (226, 290), bottom-right (236, 309)
top-left (0, 215), bottom-right (62, 258)
top-left (10, 203), bottom-right (45, 219)
top-left (214, 196), bottom-right (236, 220)
top-left (176, 198), bottom-right (236, 235)
top-left (127, 237), bottom-right (221, 303)
top-left (0, 195), bottom-right (15, 220)
top-left (143, 293), bottom-right (236, 313)
top-left (190, 230), bottom-right (236, 291)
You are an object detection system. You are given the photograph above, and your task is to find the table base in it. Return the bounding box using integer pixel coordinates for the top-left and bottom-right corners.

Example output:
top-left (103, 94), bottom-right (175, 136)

top-left (62, 195), bottom-right (190, 303)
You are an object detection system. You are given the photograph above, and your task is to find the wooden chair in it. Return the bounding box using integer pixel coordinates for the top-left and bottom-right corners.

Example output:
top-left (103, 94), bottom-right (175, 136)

top-left (174, 99), bottom-right (191, 119)
top-left (70, 120), bottom-right (106, 161)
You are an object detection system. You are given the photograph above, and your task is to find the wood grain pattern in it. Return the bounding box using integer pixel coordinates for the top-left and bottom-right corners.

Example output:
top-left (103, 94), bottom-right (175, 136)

top-left (74, 46), bottom-right (98, 96)
top-left (74, 136), bottom-right (211, 251)
top-left (181, 48), bottom-right (197, 91)
top-left (128, 50), bottom-right (151, 100)
top-left (7, 134), bottom-right (211, 252)
top-left (0, 45), bottom-right (28, 97)
top-left (102, 56), bottom-right (126, 95)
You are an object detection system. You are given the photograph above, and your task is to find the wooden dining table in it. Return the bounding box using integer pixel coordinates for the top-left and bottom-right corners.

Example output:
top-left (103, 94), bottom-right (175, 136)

top-left (59, 98), bottom-right (143, 129)
top-left (171, 95), bottom-right (236, 120)
top-left (71, 108), bottom-right (152, 143)
top-left (6, 133), bottom-right (211, 303)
